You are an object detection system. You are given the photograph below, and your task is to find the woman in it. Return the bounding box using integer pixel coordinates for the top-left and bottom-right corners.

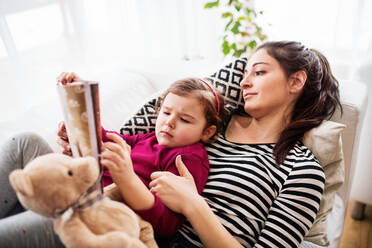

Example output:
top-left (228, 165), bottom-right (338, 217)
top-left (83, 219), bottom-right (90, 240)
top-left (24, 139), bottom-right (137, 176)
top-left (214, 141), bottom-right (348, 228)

top-left (149, 41), bottom-right (341, 247)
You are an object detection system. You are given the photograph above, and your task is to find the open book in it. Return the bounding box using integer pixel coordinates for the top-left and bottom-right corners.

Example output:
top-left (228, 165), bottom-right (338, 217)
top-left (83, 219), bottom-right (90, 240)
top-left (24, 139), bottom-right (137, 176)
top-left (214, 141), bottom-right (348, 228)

top-left (57, 81), bottom-right (103, 192)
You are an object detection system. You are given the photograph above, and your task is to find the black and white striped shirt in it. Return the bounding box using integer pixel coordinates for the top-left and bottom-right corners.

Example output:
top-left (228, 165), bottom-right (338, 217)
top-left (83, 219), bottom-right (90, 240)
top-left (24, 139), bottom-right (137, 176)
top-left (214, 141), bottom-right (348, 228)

top-left (178, 134), bottom-right (325, 248)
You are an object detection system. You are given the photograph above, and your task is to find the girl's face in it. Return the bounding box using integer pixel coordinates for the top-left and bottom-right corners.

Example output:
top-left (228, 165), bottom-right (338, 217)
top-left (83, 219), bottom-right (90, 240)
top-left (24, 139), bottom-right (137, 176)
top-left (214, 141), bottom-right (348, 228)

top-left (155, 93), bottom-right (215, 147)
top-left (240, 48), bottom-right (294, 118)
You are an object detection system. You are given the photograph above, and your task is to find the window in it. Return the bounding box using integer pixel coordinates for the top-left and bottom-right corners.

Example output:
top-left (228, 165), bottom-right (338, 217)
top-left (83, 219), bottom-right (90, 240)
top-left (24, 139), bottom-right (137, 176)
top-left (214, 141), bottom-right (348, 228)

top-left (5, 4), bottom-right (64, 51)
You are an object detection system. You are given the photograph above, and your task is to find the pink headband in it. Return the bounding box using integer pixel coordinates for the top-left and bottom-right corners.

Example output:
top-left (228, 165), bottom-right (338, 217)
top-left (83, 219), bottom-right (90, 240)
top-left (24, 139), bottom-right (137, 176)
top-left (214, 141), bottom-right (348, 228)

top-left (198, 78), bottom-right (220, 114)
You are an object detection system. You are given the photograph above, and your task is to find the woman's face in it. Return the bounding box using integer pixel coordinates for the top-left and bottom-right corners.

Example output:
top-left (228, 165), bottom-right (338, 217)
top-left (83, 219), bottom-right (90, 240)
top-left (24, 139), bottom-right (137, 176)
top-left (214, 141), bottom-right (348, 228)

top-left (240, 48), bottom-right (294, 118)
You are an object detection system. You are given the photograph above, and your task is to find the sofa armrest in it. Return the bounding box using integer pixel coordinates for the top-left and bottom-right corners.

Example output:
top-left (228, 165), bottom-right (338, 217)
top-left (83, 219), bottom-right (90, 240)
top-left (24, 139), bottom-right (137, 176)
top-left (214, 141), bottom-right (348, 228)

top-left (330, 80), bottom-right (368, 206)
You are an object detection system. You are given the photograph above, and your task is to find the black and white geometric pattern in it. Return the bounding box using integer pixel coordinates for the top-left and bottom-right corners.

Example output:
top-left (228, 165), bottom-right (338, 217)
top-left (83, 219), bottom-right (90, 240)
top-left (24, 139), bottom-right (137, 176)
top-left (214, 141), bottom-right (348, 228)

top-left (119, 58), bottom-right (248, 135)
top-left (120, 97), bottom-right (160, 135)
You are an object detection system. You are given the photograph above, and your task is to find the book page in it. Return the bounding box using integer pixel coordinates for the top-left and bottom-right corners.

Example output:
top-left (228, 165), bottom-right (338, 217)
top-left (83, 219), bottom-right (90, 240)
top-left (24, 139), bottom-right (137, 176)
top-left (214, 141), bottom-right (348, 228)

top-left (57, 81), bottom-right (102, 192)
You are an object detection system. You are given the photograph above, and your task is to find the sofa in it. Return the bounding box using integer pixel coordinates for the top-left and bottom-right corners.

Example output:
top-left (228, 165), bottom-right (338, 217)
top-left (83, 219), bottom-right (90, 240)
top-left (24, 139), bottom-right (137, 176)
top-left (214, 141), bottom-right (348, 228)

top-left (0, 58), bottom-right (368, 248)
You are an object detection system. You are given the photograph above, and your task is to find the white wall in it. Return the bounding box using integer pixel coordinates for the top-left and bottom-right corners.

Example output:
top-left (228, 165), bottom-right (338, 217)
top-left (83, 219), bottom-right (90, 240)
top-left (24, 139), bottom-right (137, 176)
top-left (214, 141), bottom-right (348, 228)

top-left (1, 0), bottom-right (370, 122)
top-left (0, 0), bottom-right (223, 122)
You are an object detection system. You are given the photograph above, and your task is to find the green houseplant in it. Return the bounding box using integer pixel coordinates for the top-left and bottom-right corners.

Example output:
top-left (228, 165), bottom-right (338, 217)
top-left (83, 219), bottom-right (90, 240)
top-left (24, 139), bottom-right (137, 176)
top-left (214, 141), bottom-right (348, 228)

top-left (204, 0), bottom-right (267, 58)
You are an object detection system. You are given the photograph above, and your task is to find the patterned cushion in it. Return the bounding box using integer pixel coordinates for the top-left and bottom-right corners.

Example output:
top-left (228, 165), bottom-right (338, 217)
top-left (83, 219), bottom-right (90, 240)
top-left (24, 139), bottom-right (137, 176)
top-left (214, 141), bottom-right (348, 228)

top-left (120, 97), bottom-right (160, 135)
top-left (119, 57), bottom-right (248, 135)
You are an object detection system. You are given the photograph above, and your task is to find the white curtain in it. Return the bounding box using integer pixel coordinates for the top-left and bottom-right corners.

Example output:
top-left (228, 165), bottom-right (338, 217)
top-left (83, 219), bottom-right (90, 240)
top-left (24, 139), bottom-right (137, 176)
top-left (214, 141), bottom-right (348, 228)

top-left (2, 0), bottom-right (372, 64)
top-left (54, 0), bottom-right (224, 61)
top-left (1, 0), bottom-right (372, 122)
top-left (255, 0), bottom-right (372, 80)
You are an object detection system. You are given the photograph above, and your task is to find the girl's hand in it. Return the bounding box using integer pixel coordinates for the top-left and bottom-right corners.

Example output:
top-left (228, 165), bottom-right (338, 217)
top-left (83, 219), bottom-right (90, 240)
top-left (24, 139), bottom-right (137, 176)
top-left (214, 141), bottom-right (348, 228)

top-left (57, 72), bottom-right (82, 85)
top-left (57, 121), bottom-right (72, 156)
top-left (149, 155), bottom-right (201, 216)
top-left (101, 133), bottom-right (137, 185)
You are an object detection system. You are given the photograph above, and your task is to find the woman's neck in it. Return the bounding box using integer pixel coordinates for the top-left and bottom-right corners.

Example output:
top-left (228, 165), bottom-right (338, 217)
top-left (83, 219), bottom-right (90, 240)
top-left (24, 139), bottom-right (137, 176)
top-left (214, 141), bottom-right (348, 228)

top-left (225, 113), bottom-right (289, 144)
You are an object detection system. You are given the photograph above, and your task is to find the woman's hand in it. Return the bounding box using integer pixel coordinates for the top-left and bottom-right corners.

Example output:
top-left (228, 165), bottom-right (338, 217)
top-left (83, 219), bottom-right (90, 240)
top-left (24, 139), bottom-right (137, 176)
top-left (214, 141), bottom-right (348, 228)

top-left (149, 155), bottom-right (201, 216)
top-left (152, 156), bottom-right (243, 247)
top-left (100, 133), bottom-right (137, 185)
top-left (57, 121), bottom-right (72, 156)
top-left (57, 72), bottom-right (82, 85)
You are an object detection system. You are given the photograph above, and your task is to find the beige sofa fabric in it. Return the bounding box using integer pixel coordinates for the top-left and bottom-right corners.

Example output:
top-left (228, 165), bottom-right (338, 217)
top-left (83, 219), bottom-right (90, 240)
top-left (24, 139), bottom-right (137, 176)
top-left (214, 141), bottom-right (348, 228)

top-left (303, 121), bottom-right (345, 246)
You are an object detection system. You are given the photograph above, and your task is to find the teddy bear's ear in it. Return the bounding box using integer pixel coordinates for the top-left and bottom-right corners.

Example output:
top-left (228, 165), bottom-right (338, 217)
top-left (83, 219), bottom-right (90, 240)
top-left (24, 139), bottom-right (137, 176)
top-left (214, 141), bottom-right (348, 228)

top-left (9, 169), bottom-right (34, 197)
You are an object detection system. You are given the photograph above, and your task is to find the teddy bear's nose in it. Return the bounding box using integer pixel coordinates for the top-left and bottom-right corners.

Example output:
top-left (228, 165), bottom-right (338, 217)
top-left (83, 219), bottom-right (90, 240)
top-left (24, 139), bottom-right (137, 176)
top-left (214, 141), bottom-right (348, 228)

top-left (68, 170), bottom-right (73, 176)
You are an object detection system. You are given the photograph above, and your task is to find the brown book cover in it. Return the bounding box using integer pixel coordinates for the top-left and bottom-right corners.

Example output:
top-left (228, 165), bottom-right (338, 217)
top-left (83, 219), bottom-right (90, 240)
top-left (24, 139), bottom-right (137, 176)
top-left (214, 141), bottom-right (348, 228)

top-left (57, 81), bottom-right (103, 192)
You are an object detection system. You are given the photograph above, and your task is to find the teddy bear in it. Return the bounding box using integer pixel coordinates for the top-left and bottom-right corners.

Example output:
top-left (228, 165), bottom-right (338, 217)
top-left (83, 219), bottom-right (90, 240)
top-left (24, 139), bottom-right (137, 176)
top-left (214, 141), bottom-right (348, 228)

top-left (9, 153), bottom-right (158, 248)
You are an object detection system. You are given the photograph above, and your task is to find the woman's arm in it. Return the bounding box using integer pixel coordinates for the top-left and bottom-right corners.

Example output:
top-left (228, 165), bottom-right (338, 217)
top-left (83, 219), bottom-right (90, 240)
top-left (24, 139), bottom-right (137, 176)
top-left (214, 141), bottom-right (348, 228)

top-left (253, 162), bottom-right (325, 247)
top-left (138, 151), bottom-right (209, 237)
top-left (150, 156), bottom-right (243, 248)
top-left (185, 196), bottom-right (242, 248)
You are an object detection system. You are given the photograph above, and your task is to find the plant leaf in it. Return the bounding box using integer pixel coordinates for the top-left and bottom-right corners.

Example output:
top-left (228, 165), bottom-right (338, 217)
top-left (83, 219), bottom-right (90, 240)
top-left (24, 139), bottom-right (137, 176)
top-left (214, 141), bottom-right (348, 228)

top-left (233, 48), bottom-right (245, 58)
top-left (244, 7), bottom-right (252, 16)
top-left (222, 40), bottom-right (231, 55)
top-left (240, 31), bottom-right (249, 37)
top-left (225, 18), bottom-right (233, 31)
top-left (204, 1), bottom-right (219, 9)
top-left (221, 12), bottom-right (233, 18)
top-left (231, 43), bottom-right (237, 50)
top-left (204, 0), bottom-right (267, 57)
top-left (231, 21), bottom-right (241, 34)
top-left (234, 4), bottom-right (242, 12)
top-left (248, 40), bottom-right (257, 50)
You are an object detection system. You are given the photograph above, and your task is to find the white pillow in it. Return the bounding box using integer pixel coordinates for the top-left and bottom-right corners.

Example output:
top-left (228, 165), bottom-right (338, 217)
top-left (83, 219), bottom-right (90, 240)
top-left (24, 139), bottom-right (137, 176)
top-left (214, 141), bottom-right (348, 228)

top-left (302, 121), bottom-right (345, 246)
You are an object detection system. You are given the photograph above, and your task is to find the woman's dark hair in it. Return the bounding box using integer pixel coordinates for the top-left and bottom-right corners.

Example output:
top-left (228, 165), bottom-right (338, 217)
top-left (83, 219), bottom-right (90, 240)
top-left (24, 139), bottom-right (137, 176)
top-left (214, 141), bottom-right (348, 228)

top-left (255, 41), bottom-right (342, 165)
top-left (159, 77), bottom-right (228, 142)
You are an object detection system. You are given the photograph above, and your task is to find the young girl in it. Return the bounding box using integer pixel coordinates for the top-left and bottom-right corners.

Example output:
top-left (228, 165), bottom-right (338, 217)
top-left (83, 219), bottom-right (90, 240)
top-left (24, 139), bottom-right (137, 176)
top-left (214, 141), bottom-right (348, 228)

top-left (57, 75), bottom-right (228, 237)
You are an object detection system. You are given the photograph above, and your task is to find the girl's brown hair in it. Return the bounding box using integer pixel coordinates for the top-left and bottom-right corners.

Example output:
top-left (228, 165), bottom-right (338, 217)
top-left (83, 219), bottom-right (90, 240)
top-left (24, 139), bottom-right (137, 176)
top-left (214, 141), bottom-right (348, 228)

top-left (255, 41), bottom-right (342, 165)
top-left (159, 77), bottom-right (227, 142)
